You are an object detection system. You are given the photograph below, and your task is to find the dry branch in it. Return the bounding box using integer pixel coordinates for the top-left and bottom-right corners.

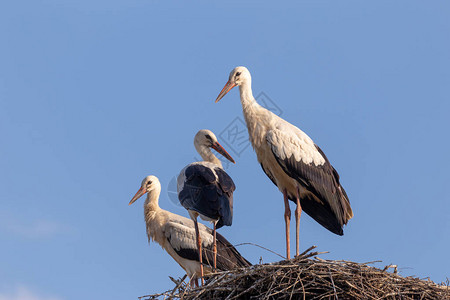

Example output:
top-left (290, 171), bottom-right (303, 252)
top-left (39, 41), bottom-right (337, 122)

top-left (139, 246), bottom-right (449, 300)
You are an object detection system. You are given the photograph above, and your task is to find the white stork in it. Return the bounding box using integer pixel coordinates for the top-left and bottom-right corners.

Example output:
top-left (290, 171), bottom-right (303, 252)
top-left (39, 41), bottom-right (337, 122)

top-left (129, 175), bottom-right (250, 287)
top-left (177, 129), bottom-right (236, 284)
top-left (215, 66), bottom-right (353, 259)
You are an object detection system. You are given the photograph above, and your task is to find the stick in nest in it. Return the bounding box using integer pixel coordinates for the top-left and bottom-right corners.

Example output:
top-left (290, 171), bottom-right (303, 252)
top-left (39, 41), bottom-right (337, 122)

top-left (138, 246), bottom-right (450, 300)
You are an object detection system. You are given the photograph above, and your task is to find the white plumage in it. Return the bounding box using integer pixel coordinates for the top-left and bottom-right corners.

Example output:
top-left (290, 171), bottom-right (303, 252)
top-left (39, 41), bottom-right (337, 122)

top-left (215, 66), bottom-right (353, 259)
top-left (129, 175), bottom-right (249, 287)
top-left (267, 127), bottom-right (325, 166)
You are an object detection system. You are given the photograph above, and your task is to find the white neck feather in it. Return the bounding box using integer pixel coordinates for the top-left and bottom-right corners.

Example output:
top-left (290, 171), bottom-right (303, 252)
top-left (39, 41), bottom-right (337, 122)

top-left (238, 81), bottom-right (269, 148)
top-left (144, 186), bottom-right (161, 214)
top-left (143, 186), bottom-right (164, 243)
top-left (195, 144), bottom-right (223, 167)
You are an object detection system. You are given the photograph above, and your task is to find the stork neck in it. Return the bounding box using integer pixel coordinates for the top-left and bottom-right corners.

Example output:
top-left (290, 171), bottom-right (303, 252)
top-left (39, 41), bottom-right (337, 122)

top-left (195, 144), bottom-right (223, 167)
top-left (239, 81), bottom-right (257, 111)
top-left (238, 80), bottom-right (269, 148)
top-left (144, 187), bottom-right (161, 213)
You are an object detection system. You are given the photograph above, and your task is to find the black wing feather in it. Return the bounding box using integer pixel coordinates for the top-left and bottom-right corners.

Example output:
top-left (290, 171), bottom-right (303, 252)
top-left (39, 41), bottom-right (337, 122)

top-left (267, 136), bottom-right (351, 235)
top-left (214, 168), bottom-right (235, 228)
top-left (260, 163), bottom-right (278, 186)
top-left (170, 242), bottom-right (199, 262)
top-left (179, 164), bottom-right (235, 229)
top-left (204, 231), bottom-right (251, 270)
top-left (168, 229), bottom-right (251, 270)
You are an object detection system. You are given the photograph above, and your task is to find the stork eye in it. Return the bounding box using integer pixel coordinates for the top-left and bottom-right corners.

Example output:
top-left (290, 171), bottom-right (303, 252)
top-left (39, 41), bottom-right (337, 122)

top-left (205, 134), bottom-right (212, 140)
top-left (236, 72), bottom-right (241, 76)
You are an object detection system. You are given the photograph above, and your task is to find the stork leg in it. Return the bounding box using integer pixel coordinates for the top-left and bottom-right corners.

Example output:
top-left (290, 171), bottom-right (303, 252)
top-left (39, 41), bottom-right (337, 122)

top-left (189, 276), bottom-right (198, 288)
top-left (283, 189), bottom-right (291, 260)
top-left (213, 222), bottom-right (217, 271)
top-left (193, 219), bottom-right (205, 285)
top-left (295, 185), bottom-right (302, 257)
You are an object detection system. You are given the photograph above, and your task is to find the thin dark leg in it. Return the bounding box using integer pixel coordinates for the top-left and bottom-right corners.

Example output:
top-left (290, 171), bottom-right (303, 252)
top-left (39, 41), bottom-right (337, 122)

top-left (283, 189), bottom-right (291, 260)
top-left (295, 185), bottom-right (302, 257)
top-left (194, 219), bottom-right (204, 285)
top-left (213, 222), bottom-right (217, 271)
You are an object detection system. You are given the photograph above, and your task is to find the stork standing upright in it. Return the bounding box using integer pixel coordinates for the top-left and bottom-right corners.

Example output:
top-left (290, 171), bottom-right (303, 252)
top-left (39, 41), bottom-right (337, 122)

top-left (215, 67), bottom-right (353, 259)
top-left (129, 175), bottom-right (250, 287)
top-left (177, 129), bottom-right (236, 284)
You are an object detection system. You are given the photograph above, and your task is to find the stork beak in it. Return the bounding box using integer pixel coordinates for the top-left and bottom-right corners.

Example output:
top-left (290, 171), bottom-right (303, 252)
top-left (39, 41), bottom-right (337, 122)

top-left (129, 186), bottom-right (147, 205)
top-left (215, 80), bottom-right (236, 103)
top-left (211, 141), bottom-right (236, 164)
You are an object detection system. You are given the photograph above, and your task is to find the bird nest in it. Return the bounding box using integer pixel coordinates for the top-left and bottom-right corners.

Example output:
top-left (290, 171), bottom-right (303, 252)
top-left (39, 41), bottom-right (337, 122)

top-left (139, 246), bottom-right (449, 300)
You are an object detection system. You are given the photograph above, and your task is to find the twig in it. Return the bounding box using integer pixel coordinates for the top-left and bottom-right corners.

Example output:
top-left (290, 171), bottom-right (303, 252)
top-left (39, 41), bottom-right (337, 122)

top-left (137, 245), bottom-right (450, 300)
top-left (234, 242), bottom-right (285, 259)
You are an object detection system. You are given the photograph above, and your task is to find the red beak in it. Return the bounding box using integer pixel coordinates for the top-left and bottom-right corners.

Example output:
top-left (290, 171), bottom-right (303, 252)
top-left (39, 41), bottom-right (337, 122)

top-left (215, 80), bottom-right (236, 103)
top-left (129, 186), bottom-right (147, 205)
top-left (211, 141), bottom-right (235, 164)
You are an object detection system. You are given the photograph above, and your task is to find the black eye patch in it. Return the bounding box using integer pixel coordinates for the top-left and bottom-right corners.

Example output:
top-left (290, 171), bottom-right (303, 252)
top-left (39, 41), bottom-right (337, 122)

top-left (236, 72), bottom-right (241, 76)
top-left (205, 134), bottom-right (212, 140)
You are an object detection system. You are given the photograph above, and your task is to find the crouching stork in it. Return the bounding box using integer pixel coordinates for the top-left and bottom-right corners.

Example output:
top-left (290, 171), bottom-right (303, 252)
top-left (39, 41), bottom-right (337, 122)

top-left (129, 175), bottom-right (250, 287)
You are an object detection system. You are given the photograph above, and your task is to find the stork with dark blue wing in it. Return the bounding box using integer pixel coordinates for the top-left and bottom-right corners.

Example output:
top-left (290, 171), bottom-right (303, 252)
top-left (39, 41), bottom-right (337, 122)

top-left (215, 67), bottom-right (353, 260)
top-left (177, 129), bottom-right (236, 284)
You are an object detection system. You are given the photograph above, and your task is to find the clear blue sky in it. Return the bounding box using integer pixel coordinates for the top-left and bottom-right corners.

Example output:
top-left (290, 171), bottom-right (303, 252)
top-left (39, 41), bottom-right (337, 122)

top-left (1, 1), bottom-right (449, 299)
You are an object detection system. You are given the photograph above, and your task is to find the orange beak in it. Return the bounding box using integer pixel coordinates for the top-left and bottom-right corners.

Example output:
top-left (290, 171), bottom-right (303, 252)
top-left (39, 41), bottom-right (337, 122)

top-left (215, 80), bottom-right (236, 103)
top-left (211, 141), bottom-right (235, 164)
top-left (129, 186), bottom-right (147, 205)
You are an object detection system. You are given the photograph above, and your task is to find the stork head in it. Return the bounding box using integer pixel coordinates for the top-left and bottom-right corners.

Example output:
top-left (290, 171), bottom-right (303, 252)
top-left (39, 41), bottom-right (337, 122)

top-left (215, 66), bottom-right (251, 103)
top-left (129, 175), bottom-right (161, 205)
top-left (194, 129), bottom-right (235, 164)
